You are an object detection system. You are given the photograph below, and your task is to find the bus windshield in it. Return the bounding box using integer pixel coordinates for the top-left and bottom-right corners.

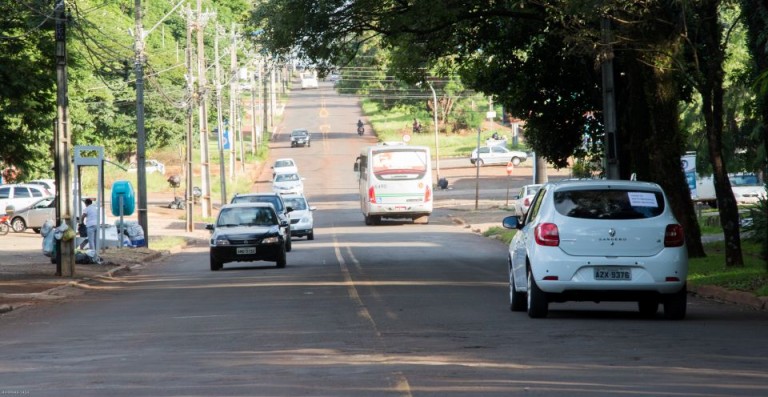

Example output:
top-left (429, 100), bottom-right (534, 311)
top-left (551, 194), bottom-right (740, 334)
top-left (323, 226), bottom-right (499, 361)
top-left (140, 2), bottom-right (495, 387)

top-left (371, 149), bottom-right (428, 180)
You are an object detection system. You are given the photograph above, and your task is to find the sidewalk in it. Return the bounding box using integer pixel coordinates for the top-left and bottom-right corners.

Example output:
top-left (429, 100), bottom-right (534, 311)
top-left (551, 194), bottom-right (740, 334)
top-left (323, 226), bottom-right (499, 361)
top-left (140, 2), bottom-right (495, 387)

top-left (0, 198), bottom-right (211, 314)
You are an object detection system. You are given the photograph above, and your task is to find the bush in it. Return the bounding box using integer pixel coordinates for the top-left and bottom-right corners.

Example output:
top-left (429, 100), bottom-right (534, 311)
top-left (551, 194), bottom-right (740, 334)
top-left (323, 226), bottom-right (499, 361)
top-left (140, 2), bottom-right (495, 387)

top-left (743, 189), bottom-right (767, 262)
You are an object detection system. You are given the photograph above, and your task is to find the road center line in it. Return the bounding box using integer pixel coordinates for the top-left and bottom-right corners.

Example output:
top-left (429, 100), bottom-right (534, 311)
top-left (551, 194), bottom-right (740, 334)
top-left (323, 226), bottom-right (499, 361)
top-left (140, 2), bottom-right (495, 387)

top-left (332, 234), bottom-right (380, 337)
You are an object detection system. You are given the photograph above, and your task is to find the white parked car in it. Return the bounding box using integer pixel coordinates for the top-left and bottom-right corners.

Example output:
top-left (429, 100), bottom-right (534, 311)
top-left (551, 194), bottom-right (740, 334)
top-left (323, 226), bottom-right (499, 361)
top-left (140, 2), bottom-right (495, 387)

top-left (282, 194), bottom-right (315, 240)
top-left (128, 159), bottom-right (165, 175)
top-left (0, 184), bottom-right (51, 214)
top-left (514, 184), bottom-right (543, 216)
top-left (28, 179), bottom-right (56, 196)
top-left (272, 172), bottom-right (304, 195)
top-left (271, 158), bottom-right (298, 178)
top-left (502, 179), bottom-right (688, 319)
top-left (470, 146), bottom-right (528, 166)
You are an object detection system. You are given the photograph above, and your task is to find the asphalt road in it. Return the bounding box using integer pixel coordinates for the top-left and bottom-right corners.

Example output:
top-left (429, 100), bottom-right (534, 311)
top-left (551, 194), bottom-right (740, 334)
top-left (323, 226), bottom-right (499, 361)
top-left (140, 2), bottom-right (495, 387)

top-left (0, 80), bottom-right (766, 396)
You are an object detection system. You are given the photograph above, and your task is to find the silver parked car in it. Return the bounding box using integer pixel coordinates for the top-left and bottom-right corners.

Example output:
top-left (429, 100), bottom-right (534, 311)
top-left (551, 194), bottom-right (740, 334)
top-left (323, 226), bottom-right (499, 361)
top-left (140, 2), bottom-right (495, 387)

top-left (469, 146), bottom-right (528, 166)
top-left (9, 197), bottom-right (85, 233)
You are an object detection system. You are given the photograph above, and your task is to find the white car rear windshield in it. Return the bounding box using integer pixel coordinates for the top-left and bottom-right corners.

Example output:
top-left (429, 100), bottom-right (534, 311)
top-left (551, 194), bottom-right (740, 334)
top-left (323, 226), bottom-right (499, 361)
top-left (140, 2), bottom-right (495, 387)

top-left (554, 189), bottom-right (665, 219)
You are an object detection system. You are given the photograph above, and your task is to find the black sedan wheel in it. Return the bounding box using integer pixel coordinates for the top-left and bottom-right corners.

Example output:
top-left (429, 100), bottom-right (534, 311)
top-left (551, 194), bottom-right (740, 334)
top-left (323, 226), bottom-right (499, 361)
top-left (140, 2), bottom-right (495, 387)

top-left (210, 254), bottom-right (223, 271)
top-left (276, 245), bottom-right (287, 268)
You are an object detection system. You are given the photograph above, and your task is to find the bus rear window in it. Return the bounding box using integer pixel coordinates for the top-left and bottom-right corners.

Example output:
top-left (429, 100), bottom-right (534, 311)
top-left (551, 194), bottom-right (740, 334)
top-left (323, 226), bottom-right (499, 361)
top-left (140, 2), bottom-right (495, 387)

top-left (372, 150), bottom-right (428, 180)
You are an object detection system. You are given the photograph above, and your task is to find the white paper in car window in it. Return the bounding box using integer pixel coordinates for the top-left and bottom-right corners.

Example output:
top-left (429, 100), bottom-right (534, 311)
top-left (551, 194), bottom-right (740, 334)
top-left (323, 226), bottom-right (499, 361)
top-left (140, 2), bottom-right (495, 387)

top-left (628, 192), bottom-right (658, 207)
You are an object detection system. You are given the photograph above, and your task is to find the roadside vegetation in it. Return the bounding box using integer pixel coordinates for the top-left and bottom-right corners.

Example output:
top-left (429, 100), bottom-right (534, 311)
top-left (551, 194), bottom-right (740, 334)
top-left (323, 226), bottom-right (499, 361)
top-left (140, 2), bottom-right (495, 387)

top-left (362, 100), bottom-right (530, 159)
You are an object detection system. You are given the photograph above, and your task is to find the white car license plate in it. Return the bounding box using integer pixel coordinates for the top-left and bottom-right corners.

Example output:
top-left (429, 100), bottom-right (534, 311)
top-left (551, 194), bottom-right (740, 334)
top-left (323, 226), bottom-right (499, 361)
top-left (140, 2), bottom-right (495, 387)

top-left (594, 267), bottom-right (631, 280)
top-left (236, 247), bottom-right (256, 255)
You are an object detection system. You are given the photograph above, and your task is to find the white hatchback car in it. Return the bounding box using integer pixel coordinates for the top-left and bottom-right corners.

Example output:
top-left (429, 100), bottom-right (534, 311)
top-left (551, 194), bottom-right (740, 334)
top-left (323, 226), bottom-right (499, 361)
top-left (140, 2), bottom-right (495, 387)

top-left (0, 184), bottom-right (51, 214)
top-left (502, 179), bottom-right (688, 319)
top-left (271, 158), bottom-right (298, 178)
top-left (282, 194), bottom-right (315, 240)
top-left (272, 172), bottom-right (304, 195)
top-left (513, 184), bottom-right (542, 216)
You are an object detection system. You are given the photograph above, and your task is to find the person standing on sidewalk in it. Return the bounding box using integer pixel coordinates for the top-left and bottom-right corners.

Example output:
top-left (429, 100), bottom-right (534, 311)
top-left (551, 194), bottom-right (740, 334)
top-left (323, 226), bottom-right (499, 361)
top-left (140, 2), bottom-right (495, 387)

top-left (81, 198), bottom-right (99, 251)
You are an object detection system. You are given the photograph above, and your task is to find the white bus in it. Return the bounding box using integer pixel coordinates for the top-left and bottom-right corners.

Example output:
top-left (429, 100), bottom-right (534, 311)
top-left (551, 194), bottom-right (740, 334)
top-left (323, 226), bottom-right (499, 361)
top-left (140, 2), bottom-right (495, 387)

top-left (353, 145), bottom-right (433, 225)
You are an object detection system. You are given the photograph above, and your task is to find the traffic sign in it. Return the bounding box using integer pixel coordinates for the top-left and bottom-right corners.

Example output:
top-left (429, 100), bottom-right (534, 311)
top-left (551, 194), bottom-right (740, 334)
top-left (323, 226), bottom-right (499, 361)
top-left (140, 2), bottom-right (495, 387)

top-left (402, 134), bottom-right (411, 143)
top-left (222, 128), bottom-right (231, 150)
top-left (506, 162), bottom-right (514, 175)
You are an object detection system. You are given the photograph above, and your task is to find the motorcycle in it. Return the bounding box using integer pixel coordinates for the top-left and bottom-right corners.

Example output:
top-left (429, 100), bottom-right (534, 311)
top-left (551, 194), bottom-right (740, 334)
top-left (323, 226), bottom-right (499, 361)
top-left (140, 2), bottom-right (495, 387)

top-left (357, 125), bottom-right (364, 136)
top-left (0, 214), bottom-right (10, 236)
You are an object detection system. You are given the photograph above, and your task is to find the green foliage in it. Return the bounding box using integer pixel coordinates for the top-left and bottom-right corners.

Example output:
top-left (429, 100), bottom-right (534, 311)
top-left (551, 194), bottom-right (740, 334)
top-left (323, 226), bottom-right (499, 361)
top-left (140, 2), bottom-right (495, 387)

top-left (688, 240), bottom-right (768, 295)
top-left (483, 227), bottom-right (517, 245)
top-left (0, 1), bottom-right (58, 177)
top-left (743, 192), bottom-right (768, 261)
top-left (1, 0), bottom-right (249, 178)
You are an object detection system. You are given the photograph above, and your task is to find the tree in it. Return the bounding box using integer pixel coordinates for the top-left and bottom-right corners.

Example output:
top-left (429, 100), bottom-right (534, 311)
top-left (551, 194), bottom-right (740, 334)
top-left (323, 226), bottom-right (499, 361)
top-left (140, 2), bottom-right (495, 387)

top-left (0, 1), bottom-right (58, 177)
top-left (248, 0), bottom-right (709, 257)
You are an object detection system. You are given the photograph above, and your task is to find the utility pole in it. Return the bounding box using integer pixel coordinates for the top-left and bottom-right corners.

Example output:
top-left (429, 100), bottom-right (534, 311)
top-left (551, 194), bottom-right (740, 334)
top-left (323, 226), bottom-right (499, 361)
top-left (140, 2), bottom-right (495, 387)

top-left (229, 24), bottom-right (237, 178)
top-left (250, 67), bottom-right (257, 155)
top-left (184, 7), bottom-right (194, 232)
top-left (213, 23), bottom-right (227, 205)
top-left (601, 17), bottom-right (620, 180)
top-left (196, 0), bottom-right (212, 216)
top-left (134, 0), bottom-right (149, 242)
top-left (263, 61), bottom-right (270, 141)
top-left (270, 67), bottom-right (276, 133)
top-left (54, 0), bottom-right (74, 276)
top-left (257, 58), bottom-right (263, 150)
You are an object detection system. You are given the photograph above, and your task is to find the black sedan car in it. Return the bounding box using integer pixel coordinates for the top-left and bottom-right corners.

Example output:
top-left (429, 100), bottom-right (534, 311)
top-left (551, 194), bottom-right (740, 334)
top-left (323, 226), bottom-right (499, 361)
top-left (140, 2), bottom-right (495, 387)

top-left (290, 128), bottom-right (311, 147)
top-left (206, 203), bottom-right (288, 271)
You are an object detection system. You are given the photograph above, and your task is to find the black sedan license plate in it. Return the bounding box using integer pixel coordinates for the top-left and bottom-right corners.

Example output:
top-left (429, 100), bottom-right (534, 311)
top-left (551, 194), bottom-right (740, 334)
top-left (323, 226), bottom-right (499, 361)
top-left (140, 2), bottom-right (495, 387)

top-left (236, 247), bottom-right (257, 255)
top-left (594, 267), bottom-right (631, 280)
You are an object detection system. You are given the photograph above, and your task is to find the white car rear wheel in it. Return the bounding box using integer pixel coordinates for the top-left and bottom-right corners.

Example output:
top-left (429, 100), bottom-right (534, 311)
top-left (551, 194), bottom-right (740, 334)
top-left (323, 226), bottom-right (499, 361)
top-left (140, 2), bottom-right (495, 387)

top-left (527, 269), bottom-right (548, 318)
top-left (509, 262), bottom-right (526, 312)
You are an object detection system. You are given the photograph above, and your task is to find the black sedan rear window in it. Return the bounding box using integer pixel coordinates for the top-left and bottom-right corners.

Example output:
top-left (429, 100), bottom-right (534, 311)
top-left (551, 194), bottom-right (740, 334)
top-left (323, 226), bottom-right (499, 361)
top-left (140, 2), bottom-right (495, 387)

top-left (554, 189), bottom-right (665, 219)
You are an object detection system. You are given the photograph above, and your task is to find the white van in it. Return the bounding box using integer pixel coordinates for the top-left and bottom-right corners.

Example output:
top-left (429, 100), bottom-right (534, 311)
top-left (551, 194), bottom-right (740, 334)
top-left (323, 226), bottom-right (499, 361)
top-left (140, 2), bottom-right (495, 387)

top-left (694, 173), bottom-right (766, 207)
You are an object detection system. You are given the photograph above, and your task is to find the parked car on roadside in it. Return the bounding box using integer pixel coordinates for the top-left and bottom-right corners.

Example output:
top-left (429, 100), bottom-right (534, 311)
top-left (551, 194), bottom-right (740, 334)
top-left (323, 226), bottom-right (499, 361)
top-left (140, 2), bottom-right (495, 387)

top-left (9, 197), bottom-right (86, 233)
top-left (127, 159), bottom-right (166, 175)
top-left (27, 179), bottom-right (56, 196)
top-left (281, 194), bottom-right (315, 240)
top-left (470, 146), bottom-right (527, 166)
top-left (206, 203), bottom-right (288, 270)
top-left (513, 184), bottom-right (543, 216)
top-left (290, 129), bottom-right (311, 147)
top-left (502, 179), bottom-right (688, 319)
top-left (230, 192), bottom-right (293, 252)
top-left (0, 184), bottom-right (51, 214)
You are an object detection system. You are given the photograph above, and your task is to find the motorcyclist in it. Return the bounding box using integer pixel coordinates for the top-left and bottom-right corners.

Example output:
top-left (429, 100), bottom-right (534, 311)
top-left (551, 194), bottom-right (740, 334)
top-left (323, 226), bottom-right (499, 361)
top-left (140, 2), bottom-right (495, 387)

top-left (357, 119), bottom-right (364, 135)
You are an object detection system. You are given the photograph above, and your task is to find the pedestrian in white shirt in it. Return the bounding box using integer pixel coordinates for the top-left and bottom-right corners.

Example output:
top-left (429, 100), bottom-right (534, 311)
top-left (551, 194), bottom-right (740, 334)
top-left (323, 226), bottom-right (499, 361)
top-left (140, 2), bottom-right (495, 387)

top-left (81, 198), bottom-right (99, 251)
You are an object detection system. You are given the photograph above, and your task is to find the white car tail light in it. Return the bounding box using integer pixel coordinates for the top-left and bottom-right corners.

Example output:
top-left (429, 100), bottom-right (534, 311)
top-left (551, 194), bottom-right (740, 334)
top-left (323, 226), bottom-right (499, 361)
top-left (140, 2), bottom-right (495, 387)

top-left (535, 223), bottom-right (560, 246)
top-left (664, 224), bottom-right (685, 247)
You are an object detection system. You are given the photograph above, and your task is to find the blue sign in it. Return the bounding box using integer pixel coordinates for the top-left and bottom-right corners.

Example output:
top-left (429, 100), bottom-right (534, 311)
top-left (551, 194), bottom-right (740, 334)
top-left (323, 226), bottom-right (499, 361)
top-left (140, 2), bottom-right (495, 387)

top-left (222, 128), bottom-right (231, 150)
